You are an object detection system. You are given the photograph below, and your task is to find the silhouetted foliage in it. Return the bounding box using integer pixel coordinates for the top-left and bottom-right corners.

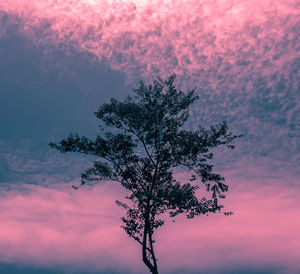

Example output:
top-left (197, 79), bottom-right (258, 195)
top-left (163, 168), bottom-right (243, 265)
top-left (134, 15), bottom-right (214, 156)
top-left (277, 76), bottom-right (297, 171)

top-left (50, 74), bottom-right (242, 274)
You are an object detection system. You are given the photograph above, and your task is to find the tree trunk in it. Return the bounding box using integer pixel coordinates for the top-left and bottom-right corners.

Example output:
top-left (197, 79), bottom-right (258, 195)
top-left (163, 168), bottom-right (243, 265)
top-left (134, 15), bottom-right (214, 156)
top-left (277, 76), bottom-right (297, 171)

top-left (142, 215), bottom-right (159, 274)
top-left (148, 229), bottom-right (158, 273)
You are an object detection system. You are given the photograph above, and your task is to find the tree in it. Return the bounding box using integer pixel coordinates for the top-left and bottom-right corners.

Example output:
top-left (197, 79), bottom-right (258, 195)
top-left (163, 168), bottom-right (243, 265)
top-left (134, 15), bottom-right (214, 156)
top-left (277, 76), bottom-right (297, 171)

top-left (49, 74), bottom-right (242, 274)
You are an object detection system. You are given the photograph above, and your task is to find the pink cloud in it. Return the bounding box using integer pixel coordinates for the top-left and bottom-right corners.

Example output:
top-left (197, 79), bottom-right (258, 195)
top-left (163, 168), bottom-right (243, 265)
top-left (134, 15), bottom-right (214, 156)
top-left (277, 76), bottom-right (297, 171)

top-left (0, 170), bottom-right (299, 273)
top-left (0, 182), bottom-right (142, 272)
top-left (0, 0), bottom-right (299, 85)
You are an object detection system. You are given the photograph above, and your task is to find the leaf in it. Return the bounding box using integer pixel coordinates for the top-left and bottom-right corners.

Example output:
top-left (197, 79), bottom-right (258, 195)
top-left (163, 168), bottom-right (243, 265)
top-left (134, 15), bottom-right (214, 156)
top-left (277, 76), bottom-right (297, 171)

top-left (49, 74), bottom-right (242, 263)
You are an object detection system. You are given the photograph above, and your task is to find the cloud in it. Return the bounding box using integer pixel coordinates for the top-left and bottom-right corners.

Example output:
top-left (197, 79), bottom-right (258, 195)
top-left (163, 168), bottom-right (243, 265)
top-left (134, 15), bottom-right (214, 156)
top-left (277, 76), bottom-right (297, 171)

top-left (0, 172), bottom-right (299, 273)
top-left (0, 0), bottom-right (299, 163)
top-left (0, 181), bottom-right (142, 273)
top-left (0, 0), bottom-right (299, 83)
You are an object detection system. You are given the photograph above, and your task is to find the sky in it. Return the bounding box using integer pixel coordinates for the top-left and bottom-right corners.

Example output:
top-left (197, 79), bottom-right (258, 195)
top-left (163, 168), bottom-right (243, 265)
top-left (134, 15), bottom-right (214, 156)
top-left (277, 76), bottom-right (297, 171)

top-left (0, 0), bottom-right (299, 273)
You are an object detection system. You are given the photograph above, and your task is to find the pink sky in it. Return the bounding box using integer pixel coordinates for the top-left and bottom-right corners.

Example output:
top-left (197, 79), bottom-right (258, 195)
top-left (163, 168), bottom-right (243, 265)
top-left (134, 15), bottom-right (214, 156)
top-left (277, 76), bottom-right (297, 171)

top-left (0, 164), bottom-right (299, 273)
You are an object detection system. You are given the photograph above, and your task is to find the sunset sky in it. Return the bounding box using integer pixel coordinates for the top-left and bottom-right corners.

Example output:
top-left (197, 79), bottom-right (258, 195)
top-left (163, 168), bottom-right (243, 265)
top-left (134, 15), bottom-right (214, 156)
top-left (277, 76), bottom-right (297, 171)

top-left (0, 0), bottom-right (299, 273)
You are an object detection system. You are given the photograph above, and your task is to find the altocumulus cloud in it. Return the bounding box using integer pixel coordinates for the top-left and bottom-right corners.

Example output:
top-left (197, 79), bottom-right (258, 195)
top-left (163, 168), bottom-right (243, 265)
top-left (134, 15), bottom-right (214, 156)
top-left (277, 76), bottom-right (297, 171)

top-left (0, 0), bottom-right (299, 163)
top-left (0, 0), bottom-right (299, 83)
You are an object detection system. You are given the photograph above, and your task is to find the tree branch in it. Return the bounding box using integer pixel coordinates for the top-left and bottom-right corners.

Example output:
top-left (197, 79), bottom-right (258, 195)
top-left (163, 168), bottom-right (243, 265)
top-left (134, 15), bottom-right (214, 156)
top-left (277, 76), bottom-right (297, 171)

top-left (129, 128), bottom-right (156, 166)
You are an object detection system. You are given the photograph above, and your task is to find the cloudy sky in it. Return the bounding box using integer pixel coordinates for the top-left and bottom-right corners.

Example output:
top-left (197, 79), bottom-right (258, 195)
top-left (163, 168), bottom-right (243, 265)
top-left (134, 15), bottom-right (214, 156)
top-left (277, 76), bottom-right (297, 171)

top-left (0, 0), bottom-right (299, 273)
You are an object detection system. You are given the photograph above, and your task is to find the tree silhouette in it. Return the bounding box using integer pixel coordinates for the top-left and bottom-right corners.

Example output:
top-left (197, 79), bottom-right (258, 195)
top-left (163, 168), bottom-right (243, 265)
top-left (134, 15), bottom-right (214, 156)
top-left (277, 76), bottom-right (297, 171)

top-left (49, 74), bottom-right (242, 274)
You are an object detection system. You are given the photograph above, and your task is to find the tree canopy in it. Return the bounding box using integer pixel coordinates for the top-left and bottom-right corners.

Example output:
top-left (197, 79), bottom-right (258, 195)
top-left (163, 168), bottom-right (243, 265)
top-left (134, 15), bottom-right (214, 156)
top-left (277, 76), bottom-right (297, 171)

top-left (49, 74), bottom-right (242, 274)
